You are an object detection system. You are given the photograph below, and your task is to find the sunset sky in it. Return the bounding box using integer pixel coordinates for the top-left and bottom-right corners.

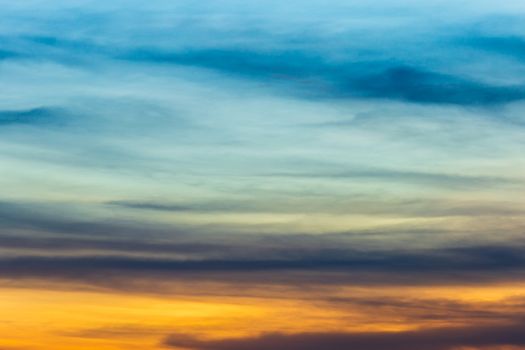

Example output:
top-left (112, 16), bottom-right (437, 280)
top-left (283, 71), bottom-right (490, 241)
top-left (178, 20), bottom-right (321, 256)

top-left (2, 1), bottom-right (525, 349)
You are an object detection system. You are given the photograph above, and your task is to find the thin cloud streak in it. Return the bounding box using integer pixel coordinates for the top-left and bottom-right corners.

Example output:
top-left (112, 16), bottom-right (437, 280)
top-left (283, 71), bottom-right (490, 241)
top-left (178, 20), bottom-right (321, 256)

top-left (0, 107), bottom-right (66, 126)
top-left (164, 318), bottom-right (525, 350)
top-left (3, 244), bottom-right (525, 290)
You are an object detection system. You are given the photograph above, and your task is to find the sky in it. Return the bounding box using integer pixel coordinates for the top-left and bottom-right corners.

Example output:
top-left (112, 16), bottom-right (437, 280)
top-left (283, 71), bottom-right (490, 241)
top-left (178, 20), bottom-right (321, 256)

top-left (1, 1), bottom-right (525, 349)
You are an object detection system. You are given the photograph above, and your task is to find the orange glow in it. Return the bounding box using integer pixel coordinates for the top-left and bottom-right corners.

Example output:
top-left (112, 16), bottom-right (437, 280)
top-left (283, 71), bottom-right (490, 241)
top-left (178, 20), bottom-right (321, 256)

top-left (2, 281), bottom-right (525, 349)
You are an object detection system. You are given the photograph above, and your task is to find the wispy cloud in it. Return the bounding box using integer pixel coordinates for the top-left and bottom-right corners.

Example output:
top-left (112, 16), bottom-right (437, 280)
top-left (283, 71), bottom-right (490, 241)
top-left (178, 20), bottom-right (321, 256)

top-left (10, 35), bottom-right (521, 106)
top-left (268, 168), bottom-right (522, 190)
top-left (164, 318), bottom-right (525, 350)
top-left (0, 107), bottom-right (65, 126)
top-left (3, 242), bottom-right (525, 291)
top-left (468, 35), bottom-right (525, 61)
top-left (121, 48), bottom-right (525, 106)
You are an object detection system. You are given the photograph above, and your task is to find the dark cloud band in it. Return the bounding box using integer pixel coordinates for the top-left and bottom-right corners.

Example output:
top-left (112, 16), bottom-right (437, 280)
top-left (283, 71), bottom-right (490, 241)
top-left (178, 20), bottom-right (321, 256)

top-left (164, 318), bottom-right (525, 350)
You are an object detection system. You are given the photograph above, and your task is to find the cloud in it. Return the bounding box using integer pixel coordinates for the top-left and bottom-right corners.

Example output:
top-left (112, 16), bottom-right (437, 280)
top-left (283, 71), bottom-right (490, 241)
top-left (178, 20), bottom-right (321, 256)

top-left (468, 35), bottom-right (525, 61)
top-left (164, 319), bottom-right (525, 350)
top-left (0, 201), bottom-right (173, 238)
top-left (0, 107), bottom-right (65, 126)
top-left (1, 0), bottom-right (525, 299)
top-left (0, 49), bottom-right (19, 60)
top-left (63, 325), bottom-right (167, 339)
top-left (3, 243), bottom-right (525, 290)
top-left (269, 168), bottom-right (522, 190)
top-left (120, 48), bottom-right (525, 106)
top-left (324, 295), bottom-right (505, 322)
top-left (4, 31), bottom-right (525, 107)
top-left (2, 243), bottom-right (524, 273)
top-left (2, 199), bottom-right (525, 292)
top-left (352, 65), bottom-right (525, 105)
top-left (107, 201), bottom-right (194, 212)
top-left (107, 197), bottom-right (525, 217)
top-left (0, 234), bottom-right (228, 257)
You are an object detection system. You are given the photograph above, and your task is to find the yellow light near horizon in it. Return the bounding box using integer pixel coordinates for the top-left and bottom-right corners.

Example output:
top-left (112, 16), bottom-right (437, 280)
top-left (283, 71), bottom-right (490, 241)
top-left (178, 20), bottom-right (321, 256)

top-left (0, 283), bottom-right (351, 349)
top-left (3, 281), bottom-right (525, 350)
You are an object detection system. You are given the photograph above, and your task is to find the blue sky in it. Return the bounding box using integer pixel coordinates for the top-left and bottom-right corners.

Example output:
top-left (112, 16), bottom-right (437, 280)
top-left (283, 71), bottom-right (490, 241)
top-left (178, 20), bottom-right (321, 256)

top-left (1, 0), bottom-right (525, 249)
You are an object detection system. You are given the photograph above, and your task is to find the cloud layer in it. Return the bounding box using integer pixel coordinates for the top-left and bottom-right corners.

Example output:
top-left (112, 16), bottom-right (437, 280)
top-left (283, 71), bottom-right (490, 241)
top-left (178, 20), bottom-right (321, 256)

top-left (2, 1), bottom-right (525, 349)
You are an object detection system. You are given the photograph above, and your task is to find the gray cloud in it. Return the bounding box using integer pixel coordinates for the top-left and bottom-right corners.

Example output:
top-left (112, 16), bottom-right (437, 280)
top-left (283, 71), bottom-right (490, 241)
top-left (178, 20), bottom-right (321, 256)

top-left (108, 198), bottom-right (525, 218)
top-left (163, 318), bottom-right (525, 350)
top-left (268, 168), bottom-right (522, 190)
top-left (2, 199), bottom-right (525, 290)
top-left (2, 243), bottom-right (525, 290)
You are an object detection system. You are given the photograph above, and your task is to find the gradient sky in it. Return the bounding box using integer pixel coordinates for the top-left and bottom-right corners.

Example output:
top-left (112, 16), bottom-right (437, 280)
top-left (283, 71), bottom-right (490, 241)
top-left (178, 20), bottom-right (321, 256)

top-left (2, 1), bottom-right (525, 349)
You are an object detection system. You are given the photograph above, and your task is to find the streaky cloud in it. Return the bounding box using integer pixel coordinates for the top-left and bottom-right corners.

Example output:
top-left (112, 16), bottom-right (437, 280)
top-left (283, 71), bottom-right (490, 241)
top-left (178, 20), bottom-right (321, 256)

top-left (0, 49), bottom-right (19, 60)
top-left (468, 35), bottom-right (525, 60)
top-left (121, 48), bottom-right (525, 106)
top-left (0, 201), bottom-right (179, 239)
top-left (107, 198), bottom-right (525, 217)
top-left (0, 107), bottom-right (65, 126)
top-left (107, 201), bottom-right (193, 212)
top-left (0, 234), bottom-right (228, 256)
top-left (3, 244), bottom-right (525, 289)
top-left (6, 32), bottom-right (524, 107)
top-left (268, 168), bottom-right (522, 190)
top-left (163, 318), bottom-right (525, 350)
top-left (352, 65), bottom-right (525, 105)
